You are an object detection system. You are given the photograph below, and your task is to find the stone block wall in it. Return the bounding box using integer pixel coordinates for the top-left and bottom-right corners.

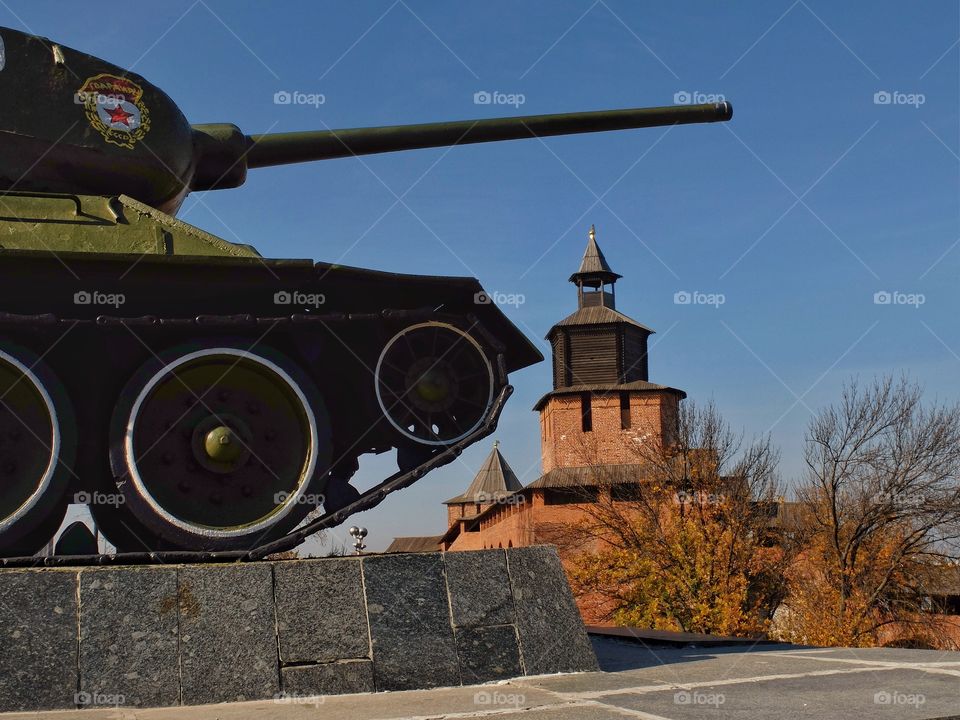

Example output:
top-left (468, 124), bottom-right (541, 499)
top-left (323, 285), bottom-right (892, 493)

top-left (0, 546), bottom-right (597, 712)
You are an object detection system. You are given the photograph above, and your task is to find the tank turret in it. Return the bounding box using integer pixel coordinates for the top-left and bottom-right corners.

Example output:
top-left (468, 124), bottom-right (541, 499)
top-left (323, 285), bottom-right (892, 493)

top-left (0, 25), bottom-right (732, 561)
top-left (0, 26), bottom-right (730, 214)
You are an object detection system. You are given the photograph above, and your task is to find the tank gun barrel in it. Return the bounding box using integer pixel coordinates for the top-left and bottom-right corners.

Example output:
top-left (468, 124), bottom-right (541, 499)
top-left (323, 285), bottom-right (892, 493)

top-left (190, 102), bottom-right (731, 193)
top-left (242, 102), bottom-right (732, 168)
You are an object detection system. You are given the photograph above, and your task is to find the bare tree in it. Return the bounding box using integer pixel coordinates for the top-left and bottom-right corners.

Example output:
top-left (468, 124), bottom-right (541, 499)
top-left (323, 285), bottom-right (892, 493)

top-left (779, 375), bottom-right (960, 647)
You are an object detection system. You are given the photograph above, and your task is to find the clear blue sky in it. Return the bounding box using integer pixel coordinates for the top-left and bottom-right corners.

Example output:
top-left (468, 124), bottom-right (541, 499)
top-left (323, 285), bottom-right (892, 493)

top-left (9, 1), bottom-right (959, 551)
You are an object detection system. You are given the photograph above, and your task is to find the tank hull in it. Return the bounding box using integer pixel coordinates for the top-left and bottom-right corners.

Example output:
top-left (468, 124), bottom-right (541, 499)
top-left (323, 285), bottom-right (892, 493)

top-left (0, 199), bottom-right (540, 557)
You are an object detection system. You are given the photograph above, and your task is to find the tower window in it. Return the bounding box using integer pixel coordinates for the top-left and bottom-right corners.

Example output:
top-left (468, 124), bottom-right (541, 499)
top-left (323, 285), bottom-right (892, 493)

top-left (620, 392), bottom-right (631, 430)
top-left (581, 392), bottom-right (592, 432)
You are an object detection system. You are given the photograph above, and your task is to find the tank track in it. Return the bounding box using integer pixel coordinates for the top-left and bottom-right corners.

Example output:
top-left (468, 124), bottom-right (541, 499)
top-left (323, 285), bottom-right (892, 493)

top-left (0, 304), bottom-right (511, 567)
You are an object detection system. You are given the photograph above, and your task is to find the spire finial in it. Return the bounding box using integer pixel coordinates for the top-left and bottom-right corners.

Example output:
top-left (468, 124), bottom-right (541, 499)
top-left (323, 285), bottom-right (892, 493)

top-left (570, 224), bottom-right (621, 290)
top-left (493, 439), bottom-right (500, 449)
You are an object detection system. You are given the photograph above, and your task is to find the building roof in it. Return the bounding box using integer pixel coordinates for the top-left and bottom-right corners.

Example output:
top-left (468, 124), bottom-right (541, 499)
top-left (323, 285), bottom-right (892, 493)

top-left (526, 464), bottom-right (648, 489)
top-left (385, 535), bottom-right (442, 553)
top-left (549, 304), bottom-right (655, 335)
top-left (764, 501), bottom-right (805, 531)
top-left (437, 465), bottom-right (814, 548)
top-left (443, 441), bottom-right (523, 504)
top-left (439, 463), bottom-right (655, 547)
top-left (920, 565), bottom-right (960, 596)
top-left (569, 225), bottom-right (622, 285)
top-left (533, 379), bottom-right (686, 410)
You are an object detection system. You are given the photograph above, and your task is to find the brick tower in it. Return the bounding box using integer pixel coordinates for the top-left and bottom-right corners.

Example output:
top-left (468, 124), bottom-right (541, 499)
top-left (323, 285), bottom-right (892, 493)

top-left (535, 226), bottom-right (685, 472)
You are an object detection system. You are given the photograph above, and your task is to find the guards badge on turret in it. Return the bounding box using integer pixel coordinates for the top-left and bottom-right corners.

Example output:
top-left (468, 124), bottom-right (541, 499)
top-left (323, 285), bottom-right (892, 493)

top-left (76, 74), bottom-right (151, 150)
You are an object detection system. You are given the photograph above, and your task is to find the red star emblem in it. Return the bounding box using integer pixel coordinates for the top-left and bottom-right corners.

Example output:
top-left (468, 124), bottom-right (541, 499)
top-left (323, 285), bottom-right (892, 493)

top-left (106, 103), bottom-right (134, 126)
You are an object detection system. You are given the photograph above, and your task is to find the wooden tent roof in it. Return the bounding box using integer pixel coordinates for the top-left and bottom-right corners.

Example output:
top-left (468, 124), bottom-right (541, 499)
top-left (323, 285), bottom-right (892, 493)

top-left (443, 441), bottom-right (523, 505)
top-left (385, 535), bottom-right (442, 553)
top-left (569, 225), bottom-right (622, 285)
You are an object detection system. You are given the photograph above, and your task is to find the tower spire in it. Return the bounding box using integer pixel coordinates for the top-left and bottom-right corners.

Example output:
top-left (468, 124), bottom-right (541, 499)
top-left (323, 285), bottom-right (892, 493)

top-left (569, 225), bottom-right (622, 308)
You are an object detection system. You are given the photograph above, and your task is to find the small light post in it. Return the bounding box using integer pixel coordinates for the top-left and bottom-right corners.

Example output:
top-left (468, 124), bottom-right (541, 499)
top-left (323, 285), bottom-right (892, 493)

top-left (348, 526), bottom-right (367, 555)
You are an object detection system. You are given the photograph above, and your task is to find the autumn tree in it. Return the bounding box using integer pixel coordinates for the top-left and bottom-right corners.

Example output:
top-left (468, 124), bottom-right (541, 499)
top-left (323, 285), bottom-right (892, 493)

top-left (776, 376), bottom-right (960, 648)
top-left (558, 400), bottom-right (788, 637)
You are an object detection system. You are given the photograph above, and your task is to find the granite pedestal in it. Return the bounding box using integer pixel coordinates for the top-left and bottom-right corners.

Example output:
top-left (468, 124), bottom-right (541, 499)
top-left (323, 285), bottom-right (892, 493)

top-left (0, 545), bottom-right (596, 711)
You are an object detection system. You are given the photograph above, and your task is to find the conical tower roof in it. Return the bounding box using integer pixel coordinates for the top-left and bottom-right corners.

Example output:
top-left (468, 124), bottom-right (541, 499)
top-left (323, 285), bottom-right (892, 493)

top-left (569, 225), bottom-right (622, 286)
top-left (443, 441), bottom-right (522, 504)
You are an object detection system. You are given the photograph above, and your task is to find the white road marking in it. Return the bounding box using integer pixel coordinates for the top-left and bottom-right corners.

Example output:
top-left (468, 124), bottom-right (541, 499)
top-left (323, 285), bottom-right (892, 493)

top-left (389, 698), bottom-right (674, 719)
top-left (762, 651), bottom-right (960, 674)
top-left (552, 665), bottom-right (897, 700)
top-left (577, 699), bottom-right (677, 719)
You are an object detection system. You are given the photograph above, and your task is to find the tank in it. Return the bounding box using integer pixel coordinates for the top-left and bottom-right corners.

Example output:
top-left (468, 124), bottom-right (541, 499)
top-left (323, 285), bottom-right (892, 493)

top-left (0, 26), bottom-right (732, 561)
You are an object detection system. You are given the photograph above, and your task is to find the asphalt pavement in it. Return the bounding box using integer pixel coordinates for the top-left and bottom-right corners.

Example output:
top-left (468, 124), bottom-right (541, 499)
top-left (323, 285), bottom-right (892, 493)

top-left (5, 636), bottom-right (960, 719)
